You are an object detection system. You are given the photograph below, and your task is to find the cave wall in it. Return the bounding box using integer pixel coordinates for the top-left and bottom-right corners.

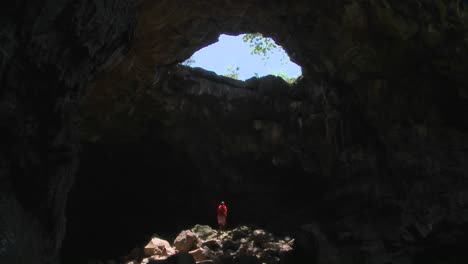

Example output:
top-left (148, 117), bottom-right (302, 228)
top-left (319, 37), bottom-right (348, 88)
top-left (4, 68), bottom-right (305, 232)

top-left (0, 1), bottom-right (135, 263)
top-left (79, 1), bottom-right (468, 262)
top-left (1, 0), bottom-right (468, 264)
top-left (80, 61), bottom-right (468, 263)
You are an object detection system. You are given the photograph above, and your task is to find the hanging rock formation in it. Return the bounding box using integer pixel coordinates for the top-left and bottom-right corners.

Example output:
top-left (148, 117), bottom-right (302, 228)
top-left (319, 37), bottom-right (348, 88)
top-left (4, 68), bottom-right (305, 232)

top-left (1, 1), bottom-right (468, 264)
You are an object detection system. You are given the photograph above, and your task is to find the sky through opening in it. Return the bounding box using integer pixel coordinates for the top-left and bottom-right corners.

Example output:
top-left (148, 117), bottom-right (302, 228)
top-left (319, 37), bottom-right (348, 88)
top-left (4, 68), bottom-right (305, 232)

top-left (183, 34), bottom-right (302, 82)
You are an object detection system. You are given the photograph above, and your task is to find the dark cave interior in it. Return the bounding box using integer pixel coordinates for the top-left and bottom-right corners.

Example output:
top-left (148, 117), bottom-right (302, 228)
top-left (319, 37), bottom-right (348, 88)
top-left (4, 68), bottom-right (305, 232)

top-left (62, 129), bottom-right (321, 262)
top-left (1, 1), bottom-right (468, 264)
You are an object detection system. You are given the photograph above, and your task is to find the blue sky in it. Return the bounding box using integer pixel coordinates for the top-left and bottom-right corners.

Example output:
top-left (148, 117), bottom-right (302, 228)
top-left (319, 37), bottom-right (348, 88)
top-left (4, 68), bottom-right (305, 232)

top-left (186, 34), bottom-right (302, 81)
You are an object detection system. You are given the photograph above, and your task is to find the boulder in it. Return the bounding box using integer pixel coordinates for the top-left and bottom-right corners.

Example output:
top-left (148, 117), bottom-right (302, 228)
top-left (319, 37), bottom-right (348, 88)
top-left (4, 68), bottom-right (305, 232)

top-left (222, 239), bottom-right (239, 251)
top-left (174, 230), bottom-right (199, 253)
top-left (144, 237), bottom-right (176, 258)
top-left (191, 225), bottom-right (217, 241)
top-left (201, 239), bottom-right (222, 250)
top-left (189, 247), bottom-right (211, 262)
top-left (252, 230), bottom-right (268, 245)
top-left (232, 226), bottom-right (251, 241)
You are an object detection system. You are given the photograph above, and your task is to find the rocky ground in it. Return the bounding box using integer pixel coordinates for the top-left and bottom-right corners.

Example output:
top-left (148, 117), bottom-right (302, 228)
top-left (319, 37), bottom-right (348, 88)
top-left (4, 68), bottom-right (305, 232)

top-left (2, 1), bottom-right (468, 264)
top-left (100, 225), bottom-right (294, 264)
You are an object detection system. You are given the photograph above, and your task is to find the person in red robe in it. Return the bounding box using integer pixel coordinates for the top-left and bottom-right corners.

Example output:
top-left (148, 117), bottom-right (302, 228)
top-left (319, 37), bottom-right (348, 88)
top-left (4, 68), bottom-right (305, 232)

top-left (217, 201), bottom-right (228, 230)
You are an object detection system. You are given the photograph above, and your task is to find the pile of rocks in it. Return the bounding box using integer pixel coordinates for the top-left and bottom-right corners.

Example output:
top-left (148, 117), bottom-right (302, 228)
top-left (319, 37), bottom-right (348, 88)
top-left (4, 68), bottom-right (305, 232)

top-left (126, 225), bottom-right (294, 264)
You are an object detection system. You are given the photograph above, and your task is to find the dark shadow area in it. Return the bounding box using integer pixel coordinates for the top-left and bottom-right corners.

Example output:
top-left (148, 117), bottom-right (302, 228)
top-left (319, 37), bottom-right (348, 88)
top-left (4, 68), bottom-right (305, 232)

top-left (413, 220), bottom-right (468, 264)
top-left (62, 137), bottom-right (204, 263)
top-left (61, 136), bottom-right (322, 262)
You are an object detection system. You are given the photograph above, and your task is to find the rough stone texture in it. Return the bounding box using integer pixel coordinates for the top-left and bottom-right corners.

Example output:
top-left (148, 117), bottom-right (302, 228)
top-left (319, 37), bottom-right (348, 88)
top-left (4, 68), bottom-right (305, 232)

top-left (191, 225), bottom-right (218, 242)
top-left (1, 0), bottom-right (468, 264)
top-left (0, 1), bottom-right (136, 263)
top-left (143, 237), bottom-right (176, 259)
top-left (173, 230), bottom-right (198, 253)
top-left (81, 59), bottom-right (468, 263)
top-left (82, 59), bottom-right (468, 263)
top-left (125, 225), bottom-right (292, 264)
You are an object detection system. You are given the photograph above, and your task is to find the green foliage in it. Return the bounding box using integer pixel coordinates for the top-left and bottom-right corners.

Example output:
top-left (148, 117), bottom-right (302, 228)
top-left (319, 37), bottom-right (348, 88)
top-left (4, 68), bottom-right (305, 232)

top-left (224, 65), bottom-right (240, 80)
top-left (242, 33), bottom-right (281, 61)
top-left (242, 33), bottom-right (290, 68)
top-left (181, 57), bottom-right (196, 66)
top-left (271, 71), bottom-right (297, 84)
top-left (243, 33), bottom-right (299, 83)
top-left (182, 34), bottom-right (300, 84)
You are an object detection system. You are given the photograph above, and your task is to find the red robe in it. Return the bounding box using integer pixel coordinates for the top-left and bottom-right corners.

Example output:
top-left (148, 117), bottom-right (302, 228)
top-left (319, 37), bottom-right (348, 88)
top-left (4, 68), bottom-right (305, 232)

top-left (217, 204), bottom-right (228, 227)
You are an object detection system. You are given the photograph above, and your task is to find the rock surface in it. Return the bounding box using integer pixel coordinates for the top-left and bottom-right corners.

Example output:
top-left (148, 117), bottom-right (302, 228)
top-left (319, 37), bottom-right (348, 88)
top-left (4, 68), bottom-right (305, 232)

top-left (1, 1), bottom-right (468, 264)
top-left (0, 1), bottom-right (135, 263)
top-left (174, 230), bottom-right (199, 253)
top-left (144, 237), bottom-right (177, 259)
top-left (124, 225), bottom-right (293, 264)
top-left (79, 61), bottom-right (468, 263)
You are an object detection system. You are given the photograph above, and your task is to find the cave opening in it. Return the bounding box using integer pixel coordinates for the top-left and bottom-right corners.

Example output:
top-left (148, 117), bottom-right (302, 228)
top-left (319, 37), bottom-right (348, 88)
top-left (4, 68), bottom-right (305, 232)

top-left (58, 7), bottom-right (327, 262)
top-left (181, 33), bottom-right (302, 83)
top-left (3, 1), bottom-right (468, 264)
top-left (60, 19), bottom-right (320, 261)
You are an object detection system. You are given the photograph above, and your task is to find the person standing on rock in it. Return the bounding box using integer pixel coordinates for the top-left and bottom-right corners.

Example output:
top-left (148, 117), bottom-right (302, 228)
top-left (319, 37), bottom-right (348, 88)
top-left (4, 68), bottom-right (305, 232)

top-left (217, 201), bottom-right (228, 230)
